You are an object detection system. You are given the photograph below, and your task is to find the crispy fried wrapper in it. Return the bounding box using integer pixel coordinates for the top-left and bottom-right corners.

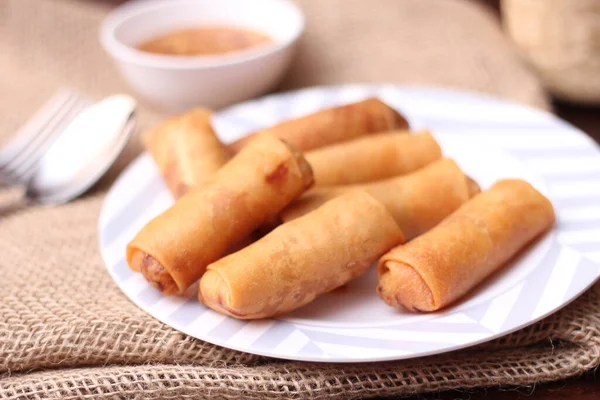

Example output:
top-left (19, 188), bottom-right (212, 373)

top-left (127, 133), bottom-right (314, 295)
top-left (199, 191), bottom-right (405, 319)
top-left (305, 130), bottom-right (441, 186)
top-left (281, 158), bottom-right (479, 240)
top-left (377, 179), bottom-right (555, 312)
top-left (228, 98), bottom-right (408, 153)
top-left (143, 108), bottom-right (230, 198)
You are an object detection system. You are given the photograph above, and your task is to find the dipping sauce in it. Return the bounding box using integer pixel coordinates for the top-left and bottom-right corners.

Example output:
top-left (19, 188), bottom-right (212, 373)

top-left (137, 26), bottom-right (273, 56)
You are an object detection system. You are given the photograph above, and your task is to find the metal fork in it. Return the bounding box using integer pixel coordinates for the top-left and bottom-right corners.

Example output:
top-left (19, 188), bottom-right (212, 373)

top-left (0, 89), bottom-right (93, 188)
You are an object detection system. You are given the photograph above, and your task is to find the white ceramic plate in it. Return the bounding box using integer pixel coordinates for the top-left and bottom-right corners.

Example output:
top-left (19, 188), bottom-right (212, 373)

top-left (99, 85), bottom-right (600, 363)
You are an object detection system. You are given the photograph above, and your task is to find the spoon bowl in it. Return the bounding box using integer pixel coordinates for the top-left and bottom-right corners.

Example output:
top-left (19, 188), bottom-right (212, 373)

top-left (25, 95), bottom-right (137, 205)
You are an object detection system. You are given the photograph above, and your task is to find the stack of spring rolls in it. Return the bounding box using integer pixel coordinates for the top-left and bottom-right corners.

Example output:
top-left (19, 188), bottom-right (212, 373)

top-left (126, 98), bottom-right (555, 319)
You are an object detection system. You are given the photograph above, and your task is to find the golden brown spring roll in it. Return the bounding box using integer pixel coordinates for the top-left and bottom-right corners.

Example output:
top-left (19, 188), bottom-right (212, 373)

top-left (127, 133), bottom-right (314, 295)
top-left (228, 98), bottom-right (408, 153)
top-left (377, 179), bottom-right (555, 312)
top-left (199, 191), bottom-right (404, 319)
top-left (281, 158), bottom-right (480, 240)
top-left (144, 108), bottom-right (230, 198)
top-left (306, 130), bottom-right (442, 186)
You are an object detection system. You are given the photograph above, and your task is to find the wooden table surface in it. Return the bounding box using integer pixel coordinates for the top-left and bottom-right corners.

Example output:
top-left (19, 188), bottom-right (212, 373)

top-left (97, 0), bottom-right (600, 398)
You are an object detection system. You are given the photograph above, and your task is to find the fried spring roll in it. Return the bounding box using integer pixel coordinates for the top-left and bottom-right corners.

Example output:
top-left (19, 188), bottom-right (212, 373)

top-left (281, 159), bottom-right (480, 240)
top-left (199, 191), bottom-right (404, 319)
top-left (306, 130), bottom-right (441, 186)
top-left (228, 98), bottom-right (408, 153)
top-left (127, 133), bottom-right (314, 295)
top-left (377, 179), bottom-right (555, 312)
top-left (143, 108), bottom-right (230, 198)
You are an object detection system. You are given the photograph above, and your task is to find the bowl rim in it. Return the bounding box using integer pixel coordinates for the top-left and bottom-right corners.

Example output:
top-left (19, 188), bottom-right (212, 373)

top-left (99, 0), bottom-right (305, 70)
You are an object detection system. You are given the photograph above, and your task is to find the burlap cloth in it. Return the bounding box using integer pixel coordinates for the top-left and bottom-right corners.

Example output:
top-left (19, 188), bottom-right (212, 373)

top-left (1, 0), bottom-right (598, 399)
top-left (502, 0), bottom-right (600, 105)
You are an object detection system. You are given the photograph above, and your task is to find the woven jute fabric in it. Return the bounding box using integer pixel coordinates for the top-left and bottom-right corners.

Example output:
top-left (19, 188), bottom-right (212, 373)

top-left (502, 0), bottom-right (600, 105)
top-left (1, 0), bottom-right (597, 399)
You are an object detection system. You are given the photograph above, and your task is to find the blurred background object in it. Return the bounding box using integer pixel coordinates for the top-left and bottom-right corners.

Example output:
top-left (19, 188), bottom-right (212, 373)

top-left (100, 0), bottom-right (304, 111)
top-left (502, 0), bottom-right (600, 105)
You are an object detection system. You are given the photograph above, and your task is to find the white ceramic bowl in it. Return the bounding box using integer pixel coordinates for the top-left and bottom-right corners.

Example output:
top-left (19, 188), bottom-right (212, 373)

top-left (100, 0), bottom-right (304, 111)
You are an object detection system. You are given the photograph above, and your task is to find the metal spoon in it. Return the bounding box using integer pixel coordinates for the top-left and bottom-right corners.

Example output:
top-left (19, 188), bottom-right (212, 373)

top-left (24, 95), bottom-right (137, 205)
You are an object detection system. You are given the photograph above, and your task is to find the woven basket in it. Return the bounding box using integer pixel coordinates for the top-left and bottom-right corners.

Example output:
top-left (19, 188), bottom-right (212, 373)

top-left (502, 0), bottom-right (600, 104)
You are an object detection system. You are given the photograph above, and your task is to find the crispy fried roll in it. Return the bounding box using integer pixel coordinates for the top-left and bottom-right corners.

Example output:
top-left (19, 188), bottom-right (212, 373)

top-left (199, 191), bottom-right (404, 319)
top-left (127, 133), bottom-right (314, 294)
top-left (377, 179), bottom-right (555, 312)
top-left (305, 130), bottom-right (441, 186)
top-left (228, 98), bottom-right (408, 153)
top-left (281, 158), bottom-right (479, 240)
top-left (143, 108), bottom-right (230, 198)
